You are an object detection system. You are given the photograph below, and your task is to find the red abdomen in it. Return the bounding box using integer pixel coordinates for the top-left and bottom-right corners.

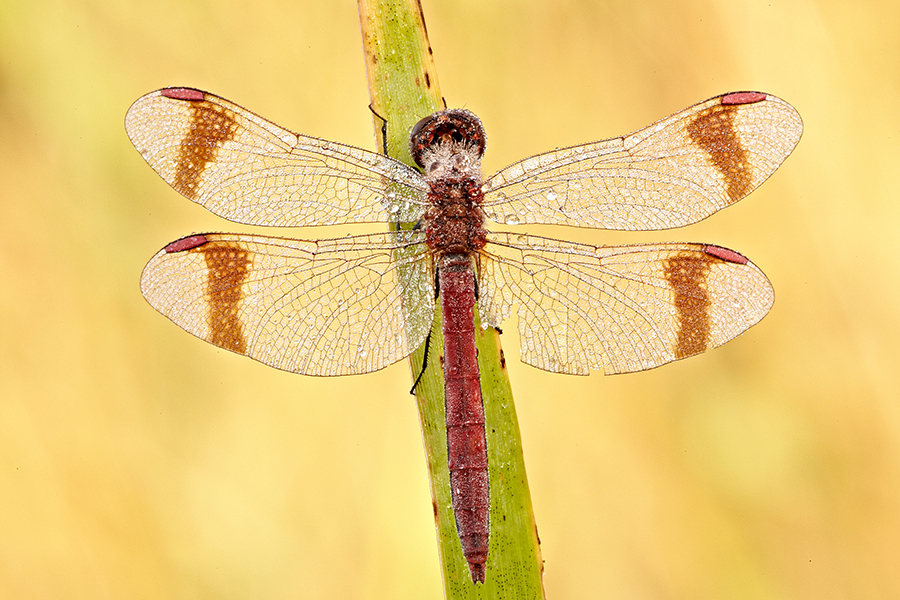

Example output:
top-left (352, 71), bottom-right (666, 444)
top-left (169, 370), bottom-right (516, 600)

top-left (439, 253), bottom-right (489, 583)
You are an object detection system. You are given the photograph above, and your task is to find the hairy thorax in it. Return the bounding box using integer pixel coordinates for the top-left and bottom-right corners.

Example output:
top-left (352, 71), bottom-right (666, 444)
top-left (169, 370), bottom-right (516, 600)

top-left (424, 174), bottom-right (487, 256)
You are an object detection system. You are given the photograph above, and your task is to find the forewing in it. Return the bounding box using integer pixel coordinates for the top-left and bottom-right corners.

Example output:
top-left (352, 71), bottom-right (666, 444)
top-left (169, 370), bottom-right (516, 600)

top-left (140, 231), bottom-right (434, 375)
top-left (482, 92), bottom-right (802, 230)
top-left (125, 88), bottom-right (428, 227)
top-left (478, 233), bottom-right (774, 375)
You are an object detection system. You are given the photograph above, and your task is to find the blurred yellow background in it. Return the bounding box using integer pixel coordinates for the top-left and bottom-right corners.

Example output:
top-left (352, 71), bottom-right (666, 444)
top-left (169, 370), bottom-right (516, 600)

top-left (2, 0), bottom-right (898, 598)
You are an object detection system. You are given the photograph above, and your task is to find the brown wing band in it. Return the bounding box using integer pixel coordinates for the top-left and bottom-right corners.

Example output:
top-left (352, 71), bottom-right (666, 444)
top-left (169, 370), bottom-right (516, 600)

top-left (664, 252), bottom-right (713, 359)
top-left (171, 98), bottom-right (239, 200)
top-left (686, 101), bottom-right (752, 204)
top-left (200, 243), bottom-right (250, 354)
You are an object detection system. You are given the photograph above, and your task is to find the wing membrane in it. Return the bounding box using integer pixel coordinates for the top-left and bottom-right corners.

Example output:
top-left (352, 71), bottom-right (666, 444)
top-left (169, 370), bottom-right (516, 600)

top-left (478, 233), bottom-right (774, 375)
top-left (140, 231), bottom-right (434, 375)
top-left (482, 92), bottom-right (802, 230)
top-left (125, 88), bottom-right (428, 227)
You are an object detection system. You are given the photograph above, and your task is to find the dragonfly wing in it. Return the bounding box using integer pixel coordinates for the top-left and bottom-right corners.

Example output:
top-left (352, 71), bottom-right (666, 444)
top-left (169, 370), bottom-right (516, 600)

top-left (479, 233), bottom-right (774, 375)
top-left (126, 88), bottom-right (428, 227)
top-left (140, 231), bottom-right (434, 375)
top-left (482, 92), bottom-right (802, 230)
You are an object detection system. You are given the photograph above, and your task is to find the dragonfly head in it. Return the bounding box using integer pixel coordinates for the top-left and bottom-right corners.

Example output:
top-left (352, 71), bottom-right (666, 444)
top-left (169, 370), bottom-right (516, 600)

top-left (410, 109), bottom-right (486, 180)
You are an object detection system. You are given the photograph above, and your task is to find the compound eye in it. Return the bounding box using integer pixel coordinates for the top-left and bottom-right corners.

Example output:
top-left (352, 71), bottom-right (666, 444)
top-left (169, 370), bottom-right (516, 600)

top-left (411, 113), bottom-right (437, 140)
top-left (410, 113), bottom-right (442, 169)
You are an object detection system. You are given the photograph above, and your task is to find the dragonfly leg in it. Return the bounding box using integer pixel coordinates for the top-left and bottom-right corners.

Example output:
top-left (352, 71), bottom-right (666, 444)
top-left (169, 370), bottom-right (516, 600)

top-left (409, 331), bottom-right (433, 395)
top-left (367, 104), bottom-right (389, 156)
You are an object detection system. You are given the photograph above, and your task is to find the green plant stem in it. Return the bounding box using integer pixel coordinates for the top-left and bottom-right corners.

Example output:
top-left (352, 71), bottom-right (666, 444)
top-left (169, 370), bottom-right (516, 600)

top-left (356, 1), bottom-right (545, 597)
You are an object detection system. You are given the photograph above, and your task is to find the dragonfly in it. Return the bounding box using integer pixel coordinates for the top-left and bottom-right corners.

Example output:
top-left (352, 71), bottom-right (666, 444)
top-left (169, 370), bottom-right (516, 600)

top-left (126, 87), bottom-right (802, 582)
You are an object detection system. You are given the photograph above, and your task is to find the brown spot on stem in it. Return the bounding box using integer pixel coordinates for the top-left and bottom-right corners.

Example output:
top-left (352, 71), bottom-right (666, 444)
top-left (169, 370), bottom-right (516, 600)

top-left (664, 252), bottom-right (714, 359)
top-left (200, 243), bottom-right (250, 354)
top-left (171, 98), bottom-right (238, 200)
top-left (687, 101), bottom-right (752, 203)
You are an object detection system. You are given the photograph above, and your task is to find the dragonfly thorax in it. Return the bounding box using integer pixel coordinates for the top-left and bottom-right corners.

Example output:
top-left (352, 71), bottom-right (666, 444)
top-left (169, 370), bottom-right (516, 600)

top-left (420, 146), bottom-right (482, 182)
top-left (423, 176), bottom-right (487, 256)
